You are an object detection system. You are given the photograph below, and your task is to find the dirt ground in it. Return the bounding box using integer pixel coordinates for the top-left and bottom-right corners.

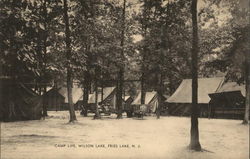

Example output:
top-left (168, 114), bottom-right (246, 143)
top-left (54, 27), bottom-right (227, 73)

top-left (1, 111), bottom-right (249, 159)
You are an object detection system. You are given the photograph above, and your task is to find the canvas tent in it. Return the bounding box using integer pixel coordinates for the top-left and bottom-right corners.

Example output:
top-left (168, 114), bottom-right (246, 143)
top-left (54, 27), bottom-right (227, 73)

top-left (58, 87), bottom-right (83, 104)
top-left (131, 91), bottom-right (165, 113)
top-left (79, 87), bottom-right (135, 115)
top-left (208, 82), bottom-right (245, 119)
top-left (88, 87), bottom-right (117, 110)
top-left (75, 87), bottom-right (117, 115)
top-left (0, 78), bottom-right (42, 121)
top-left (43, 87), bottom-right (83, 111)
top-left (43, 88), bottom-right (65, 111)
top-left (166, 77), bottom-right (224, 116)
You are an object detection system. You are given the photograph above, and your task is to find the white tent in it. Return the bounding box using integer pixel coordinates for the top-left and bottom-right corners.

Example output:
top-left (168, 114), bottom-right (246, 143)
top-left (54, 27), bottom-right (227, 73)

top-left (132, 91), bottom-right (161, 113)
top-left (166, 77), bottom-right (224, 104)
top-left (57, 87), bottom-right (83, 104)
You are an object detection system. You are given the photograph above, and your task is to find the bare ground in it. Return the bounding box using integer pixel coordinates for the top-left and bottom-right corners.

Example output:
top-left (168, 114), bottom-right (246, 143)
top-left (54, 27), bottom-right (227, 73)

top-left (1, 111), bottom-right (249, 159)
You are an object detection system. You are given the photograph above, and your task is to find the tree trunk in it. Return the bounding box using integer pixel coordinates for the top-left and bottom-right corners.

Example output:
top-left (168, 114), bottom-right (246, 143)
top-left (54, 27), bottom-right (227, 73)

top-left (63, 0), bottom-right (76, 122)
top-left (156, 25), bottom-right (166, 119)
top-left (82, 41), bottom-right (92, 116)
top-left (156, 90), bottom-right (161, 119)
top-left (37, 29), bottom-right (43, 97)
top-left (82, 86), bottom-right (89, 116)
top-left (116, 0), bottom-right (126, 119)
top-left (117, 69), bottom-right (124, 119)
top-left (141, 0), bottom-right (148, 106)
top-left (141, 71), bottom-right (145, 105)
top-left (94, 69), bottom-right (101, 119)
top-left (42, 86), bottom-right (48, 116)
top-left (54, 81), bottom-right (58, 111)
top-left (189, 0), bottom-right (202, 151)
top-left (156, 73), bottom-right (163, 119)
top-left (42, 0), bottom-right (48, 117)
top-left (141, 31), bottom-right (146, 105)
top-left (82, 71), bottom-right (90, 117)
top-left (242, 50), bottom-right (250, 124)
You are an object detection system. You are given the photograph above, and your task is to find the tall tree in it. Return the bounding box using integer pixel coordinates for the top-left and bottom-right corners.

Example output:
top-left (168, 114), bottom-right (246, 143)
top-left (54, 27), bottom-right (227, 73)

top-left (235, 0), bottom-right (249, 124)
top-left (63, 0), bottom-right (77, 122)
top-left (243, 46), bottom-right (250, 124)
top-left (139, 0), bottom-right (151, 105)
top-left (156, 25), bottom-right (165, 119)
top-left (116, 0), bottom-right (127, 119)
top-left (41, 0), bottom-right (48, 117)
top-left (94, 67), bottom-right (101, 119)
top-left (189, 0), bottom-right (202, 151)
top-left (243, 40), bottom-right (250, 124)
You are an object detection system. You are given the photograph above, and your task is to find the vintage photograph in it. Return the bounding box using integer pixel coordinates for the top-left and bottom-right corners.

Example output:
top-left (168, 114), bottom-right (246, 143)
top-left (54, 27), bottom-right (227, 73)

top-left (0, 0), bottom-right (249, 159)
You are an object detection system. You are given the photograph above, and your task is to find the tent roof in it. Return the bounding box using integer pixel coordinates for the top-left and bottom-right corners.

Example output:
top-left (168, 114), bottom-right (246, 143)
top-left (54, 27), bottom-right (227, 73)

top-left (209, 91), bottom-right (244, 102)
top-left (57, 87), bottom-right (83, 104)
top-left (166, 77), bottom-right (224, 104)
top-left (215, 82), bottom-right (245, 97)
top-left (88, 87), bottom-right (116, 104)
top-left (124, 96), bottom-right (131, 101)
top-left (19, 83), bottom-right (39, 97)
top-left (131, 91), bottom-right (157, 105)
top-left (46, 87), bottom-right (53, 92)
